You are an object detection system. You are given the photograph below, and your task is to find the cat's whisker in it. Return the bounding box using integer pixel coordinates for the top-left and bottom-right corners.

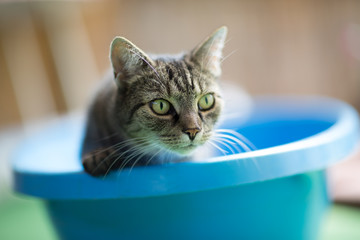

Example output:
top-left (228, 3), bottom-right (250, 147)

top-left (128, 49), bottom-right (161, 79)
top-left (154, 147), bottom-right (173, 165)
top-left (144, 147), bottom-right (163, 167)
top-left (91, 137), bottom-right (150, 173)
top-left (101, 139), bottom-right (151, 177)
top-left (121, 141), bottom-right (158, 168)
top-left (213, 134), bottom-right (249, 153)
top-left (215, 129), bottom-right (257, 151)
top-left (224, 37), bottom-right (232, 46)
top-left (158, 65), bottom-right (171, 88)
top-left (90, 136), bottom-right (149, 158)
top-left (89, 141), bottom-right (139, 175)
top-left (215, 129), bottom-right (257, 150)
top-left (208, 140), bottom-right (228, 155)
top-left (125, 146), bottom-right (157, 176)
top-left (117, 148), bottom-right (143, 172)
top-left (108, 141), bottom-right (153, 176)
top-left (124, 142), bottom-right (155, 163)
top-left (225, 136), bottom-right (251, 153)
top-left (95, 131), bottom-right (121, 143)
top-left (220, 48), bottom-right (239, 64)
top-left (214, 138), bottom-right (240, 155)
top-left (112, 137), bottom-right (149, 151)
top-left (128, 49), bottom-right (167, 91)
top-left (119, 144), bottom-right (161, 176)
top-left (127, 150), bottom-right (151, 175)
top-left (100, 145), bottom-right (141, 177)
top-left (212, 135), bottom-right (242, 153)
top-left (211, 138), bottom-right (236, 155)
top-left (164, 149), bottom-right (175, 164)
top-left (214, 130), bottom-right (262, 172)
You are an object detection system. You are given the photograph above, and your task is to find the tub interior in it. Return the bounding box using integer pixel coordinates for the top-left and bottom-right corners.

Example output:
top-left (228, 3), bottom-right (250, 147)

top-left (213, 119), bottom-right (333, 156)
top-left (239, 120), bottom-right (332, 149)
top-left (13, 103), bottom-right (336, 173)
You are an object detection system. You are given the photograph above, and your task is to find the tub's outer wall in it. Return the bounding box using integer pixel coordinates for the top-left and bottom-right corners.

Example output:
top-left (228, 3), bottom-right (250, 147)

top-left (46, 170), bottom-right (329, 240)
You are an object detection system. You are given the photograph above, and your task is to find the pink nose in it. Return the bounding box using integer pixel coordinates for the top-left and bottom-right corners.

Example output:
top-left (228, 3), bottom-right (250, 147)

top-left (183, 128), bottom-right (201, 141)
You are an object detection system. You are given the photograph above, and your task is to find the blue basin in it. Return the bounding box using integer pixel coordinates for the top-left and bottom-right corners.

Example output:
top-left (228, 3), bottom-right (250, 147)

top-left (12, 96), bottom-right (360, 240)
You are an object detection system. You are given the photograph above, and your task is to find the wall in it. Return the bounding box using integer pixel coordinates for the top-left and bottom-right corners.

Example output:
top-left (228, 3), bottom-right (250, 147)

top-left (1, 0), bottom-right (359, 129)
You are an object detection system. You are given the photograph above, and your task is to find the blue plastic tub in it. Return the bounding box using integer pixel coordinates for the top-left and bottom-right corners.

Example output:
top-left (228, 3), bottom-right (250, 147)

top-left (12, 96), bottom-right (360, 240)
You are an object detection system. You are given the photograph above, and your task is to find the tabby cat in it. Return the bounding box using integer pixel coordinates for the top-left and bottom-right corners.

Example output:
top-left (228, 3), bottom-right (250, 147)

top-left (82, 27), bottom-right (227, 176)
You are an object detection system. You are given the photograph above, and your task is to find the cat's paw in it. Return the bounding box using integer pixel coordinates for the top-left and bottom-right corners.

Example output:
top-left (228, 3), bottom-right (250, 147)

top-left (82, 149), bottom-right (114, 176)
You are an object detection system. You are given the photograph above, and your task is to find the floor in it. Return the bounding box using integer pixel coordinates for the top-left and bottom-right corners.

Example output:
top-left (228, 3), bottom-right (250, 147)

top-left (0, 192), bottom-right (57, 240)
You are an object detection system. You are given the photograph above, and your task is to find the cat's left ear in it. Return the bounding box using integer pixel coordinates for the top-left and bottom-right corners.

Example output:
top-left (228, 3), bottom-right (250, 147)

top-left (190, 26), bottom-right (228, 78)
top-left (110, 37), bottom-right (156, 84)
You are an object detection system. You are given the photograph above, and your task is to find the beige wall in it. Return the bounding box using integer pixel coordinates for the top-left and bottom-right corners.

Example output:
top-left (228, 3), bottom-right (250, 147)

top-left (1, 0), bottom-right (360, 128)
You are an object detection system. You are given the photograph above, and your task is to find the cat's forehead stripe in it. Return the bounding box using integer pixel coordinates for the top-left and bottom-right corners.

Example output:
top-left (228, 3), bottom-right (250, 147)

top-left (138, 58), bottom-right (214, 99)
top-left (177, 61), bottom-right (192, 92)
top-left (171, 61), bottom-right (188, 93)
top-left (184, 61), bottom-right (195, 91)
top-left (181, 60), bottom-right (195, 91)
top-left (164, 60), bottom-right (200, 94)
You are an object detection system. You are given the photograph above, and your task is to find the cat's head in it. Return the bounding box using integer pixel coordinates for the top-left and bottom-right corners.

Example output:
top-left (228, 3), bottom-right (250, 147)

top-left (110, 27), bottom-right (227, 156)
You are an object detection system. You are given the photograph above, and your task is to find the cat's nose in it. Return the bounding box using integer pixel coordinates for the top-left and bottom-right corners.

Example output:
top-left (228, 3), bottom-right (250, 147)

top-left (183, 128), bottom-right (201, 141)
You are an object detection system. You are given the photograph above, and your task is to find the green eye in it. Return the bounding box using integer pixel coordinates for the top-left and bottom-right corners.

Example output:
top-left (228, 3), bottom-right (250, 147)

top-left (151, 99), bottom-right (171, 115)
top-left (198, 93), bottom-right (215, 111)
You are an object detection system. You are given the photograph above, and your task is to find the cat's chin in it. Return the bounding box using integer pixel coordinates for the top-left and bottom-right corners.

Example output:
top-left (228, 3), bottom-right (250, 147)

top-left (171, 142), bottom-right (203, 155)
top-left (162, 143), bottom-right (215, 164)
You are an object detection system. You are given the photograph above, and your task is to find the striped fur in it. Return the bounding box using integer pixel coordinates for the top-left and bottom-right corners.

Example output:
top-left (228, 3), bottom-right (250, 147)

top-left (82, 27), bottom-right (227, 176)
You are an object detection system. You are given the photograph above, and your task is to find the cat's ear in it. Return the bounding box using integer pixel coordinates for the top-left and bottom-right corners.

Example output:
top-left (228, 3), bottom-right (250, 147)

top-left (190, 26), bottom-right (228, 78)
top-left (110, 37), bottom-right (156, 84)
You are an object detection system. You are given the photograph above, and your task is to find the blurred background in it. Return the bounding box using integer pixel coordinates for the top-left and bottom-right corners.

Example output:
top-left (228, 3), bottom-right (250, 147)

top-left (0, 0), bottom-right (360, 239)
top-left (1, 0), bottom-right (360, 129)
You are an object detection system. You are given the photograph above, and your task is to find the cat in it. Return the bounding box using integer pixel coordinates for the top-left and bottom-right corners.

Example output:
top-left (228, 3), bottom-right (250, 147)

top-left (81, 27), bottom-right (228, 176)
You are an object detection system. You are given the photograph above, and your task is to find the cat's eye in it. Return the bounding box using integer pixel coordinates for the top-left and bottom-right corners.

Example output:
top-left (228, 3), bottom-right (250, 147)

top-left (150, 99), bottom-right (171, 115)
top-left (198, 93), bottom-right (215, 111)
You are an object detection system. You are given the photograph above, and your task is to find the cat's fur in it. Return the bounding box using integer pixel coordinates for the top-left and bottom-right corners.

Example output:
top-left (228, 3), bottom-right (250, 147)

top-left (82, 27), bottom-right (227, 176)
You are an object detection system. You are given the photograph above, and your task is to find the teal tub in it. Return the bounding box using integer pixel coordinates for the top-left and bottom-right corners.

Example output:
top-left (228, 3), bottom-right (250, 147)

top-left (12, 96), bottom-right (360, 240)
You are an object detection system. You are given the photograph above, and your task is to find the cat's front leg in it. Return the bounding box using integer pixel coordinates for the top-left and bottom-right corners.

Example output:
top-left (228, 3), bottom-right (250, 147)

top-left (82, 148), bottom-right (118, 176)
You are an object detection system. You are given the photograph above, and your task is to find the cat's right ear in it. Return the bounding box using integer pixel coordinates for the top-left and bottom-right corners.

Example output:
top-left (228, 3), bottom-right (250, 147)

top-left (110, 37), bottom-right (156, 86)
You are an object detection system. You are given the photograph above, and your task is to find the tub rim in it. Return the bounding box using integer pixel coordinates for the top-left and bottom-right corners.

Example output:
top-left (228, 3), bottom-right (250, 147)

top-left (12, 96), bottom-right (360, 199)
